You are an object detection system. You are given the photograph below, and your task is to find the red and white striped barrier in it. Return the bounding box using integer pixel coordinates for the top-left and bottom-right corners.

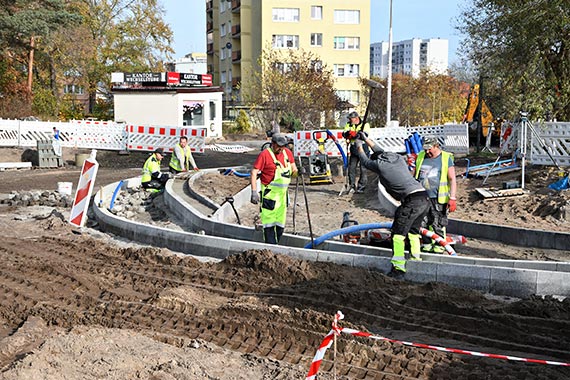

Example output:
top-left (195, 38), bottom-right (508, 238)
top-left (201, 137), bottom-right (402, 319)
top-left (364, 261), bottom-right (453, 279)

top-left (125, 125), bottom-right (206, 153)
top-left (69, 150), bottom-right (99, 228)
top-left (420, 227), bottom-right (457, 256)
top-left (306, 312), bottom-right (570, 379)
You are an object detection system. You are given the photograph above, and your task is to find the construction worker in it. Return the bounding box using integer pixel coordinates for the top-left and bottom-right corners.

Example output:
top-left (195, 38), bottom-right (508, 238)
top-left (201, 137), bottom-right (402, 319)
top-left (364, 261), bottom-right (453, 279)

top-left (250, 133), bottom-right (298, 245)
top-left (141, 148), bottom-right (169, 192)
top-left (169, 136), bottom-right (198, 174)
top-left (353, 132), bottom-right (430, 279)
top-left (414, 137), bottom-right (457, 253)
top-left (342, 111), bottom-right (371, 193)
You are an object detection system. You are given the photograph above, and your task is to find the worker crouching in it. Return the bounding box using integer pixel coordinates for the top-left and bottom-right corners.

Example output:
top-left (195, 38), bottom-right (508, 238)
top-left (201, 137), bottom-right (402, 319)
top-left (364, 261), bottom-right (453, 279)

top-left (141, 148), bottom-right (169, 193)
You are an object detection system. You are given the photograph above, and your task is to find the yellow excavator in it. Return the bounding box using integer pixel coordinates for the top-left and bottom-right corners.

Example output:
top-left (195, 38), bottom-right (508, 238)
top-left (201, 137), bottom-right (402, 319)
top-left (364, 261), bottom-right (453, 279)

top-left (462, 84), bottom-right (500, 138)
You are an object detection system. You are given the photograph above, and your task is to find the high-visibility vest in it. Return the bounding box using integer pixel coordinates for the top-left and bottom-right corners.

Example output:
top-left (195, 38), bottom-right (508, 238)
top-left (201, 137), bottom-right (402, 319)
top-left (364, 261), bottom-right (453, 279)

top-left (343, 120), bottom-right (371, 143)
top-left (169, 143), bottom-right (192, 171)
top-left (142, 154), bottom-right (161, 183)
top-left (260, 148), bottom-right (292, 228)
top-left (414, 150), bottom-right (453, 204)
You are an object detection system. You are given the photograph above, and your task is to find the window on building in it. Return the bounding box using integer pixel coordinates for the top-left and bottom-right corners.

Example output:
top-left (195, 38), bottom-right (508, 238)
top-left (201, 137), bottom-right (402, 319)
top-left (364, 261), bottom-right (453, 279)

top-left (272, 35), bottom-right (299, 49)
top-left (63, 84), bottom-right (84, 94)
top-left (274, 62), bottom-right (300, 74)
top-left (333, 37), bottom-right (360, 50)
top-left (272, 8), bottom-right (300, 22)
top-left (310, 33), bottom-right (322, 47)
top-left (336, 90), bottom-right (359, 104)
top-left (221, 71), bottom-right (227, 84)
top-left (220, 0), bottom-right (226, 12)
top-left (334, 10), bottom-right (360, 24)
top-left (221, 23), bottom-right (227, 37)
top-left (221, 47), bottom-right (226, 59)
top-left (311, 60), bottom-right (323, 72)
top-left (334, 64), bottom-right (359, 77)
top-left (311, 6), bottom-right (323, 19)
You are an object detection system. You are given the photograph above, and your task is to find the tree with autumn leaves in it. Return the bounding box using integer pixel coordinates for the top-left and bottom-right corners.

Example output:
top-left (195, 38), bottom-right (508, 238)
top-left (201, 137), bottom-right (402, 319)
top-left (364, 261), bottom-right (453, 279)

top-left (0, 0), bottom-right (173, 120)
top-left (362, 71), bottom-right (468, 128)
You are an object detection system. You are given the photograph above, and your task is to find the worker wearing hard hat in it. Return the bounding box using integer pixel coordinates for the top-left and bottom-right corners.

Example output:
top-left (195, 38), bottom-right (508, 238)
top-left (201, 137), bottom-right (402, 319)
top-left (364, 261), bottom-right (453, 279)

top-left (342, 111), bottom-right (371, 194)
top-left (414, 137), bottom-right (457, 253)
top-left (352, 132), bottom-right (430, 279)
top-left (169, 136), bottom-right (199, 174)
top-left (141, 148), bottom-right (169, 193)
top-left (250, 133), bottom-right (298, 244)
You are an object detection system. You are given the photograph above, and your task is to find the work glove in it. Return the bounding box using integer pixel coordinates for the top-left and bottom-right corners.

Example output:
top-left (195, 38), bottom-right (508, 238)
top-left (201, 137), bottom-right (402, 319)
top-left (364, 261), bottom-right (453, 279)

top-left (356, 131), bottom-right (368, 141)
top-left (353, 139), bottom-right (364, 149)
top-left (406, 153), bottom-right (417, 171)
top-left (193, 167), bottom-right (200, 171)
top-left (448, 198), bottom-right (457, 212)
top-left (250, 191), bottom-right (260, 204)
top-left (348, 130), bottom-right (357, 139)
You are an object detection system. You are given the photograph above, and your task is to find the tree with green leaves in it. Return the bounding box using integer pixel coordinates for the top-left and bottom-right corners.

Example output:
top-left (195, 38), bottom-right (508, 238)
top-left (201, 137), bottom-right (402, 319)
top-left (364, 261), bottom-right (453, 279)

top-left (457, 0), bottom-right (570, 120)
top-left (0, 0), bottom-right (81, 116)
top-left (68, 0), bottom-right (174, 114)
top-left (241, 48), bottom-right (339, 132)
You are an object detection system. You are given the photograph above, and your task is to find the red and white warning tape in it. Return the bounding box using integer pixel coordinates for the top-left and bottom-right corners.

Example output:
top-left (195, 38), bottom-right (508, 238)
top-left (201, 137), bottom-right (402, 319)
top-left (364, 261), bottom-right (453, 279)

top-left (306, 311), bottom-right (570, 379)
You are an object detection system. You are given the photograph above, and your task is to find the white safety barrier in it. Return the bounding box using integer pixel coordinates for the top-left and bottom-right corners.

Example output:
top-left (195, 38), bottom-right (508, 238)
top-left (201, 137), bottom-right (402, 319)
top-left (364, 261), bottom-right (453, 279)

top-left (500, 121), bottom-right (570, 166)
top-left (293, 124), bottom-right (470, 158)
top-left (0, 118), bottom-right (205, 153)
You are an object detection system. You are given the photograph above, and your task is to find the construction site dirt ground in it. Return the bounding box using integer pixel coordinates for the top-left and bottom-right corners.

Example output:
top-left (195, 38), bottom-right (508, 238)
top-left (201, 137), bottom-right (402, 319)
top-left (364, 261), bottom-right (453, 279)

top-left (0, 145), bottom-right (569, 379)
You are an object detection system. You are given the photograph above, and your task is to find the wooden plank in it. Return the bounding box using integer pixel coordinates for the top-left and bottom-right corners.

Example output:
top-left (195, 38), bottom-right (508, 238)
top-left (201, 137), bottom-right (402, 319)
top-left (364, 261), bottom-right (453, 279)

top-left (475, 187), bottom-right (527, 200)
top-left (0, 162), bottom-right (32, 170)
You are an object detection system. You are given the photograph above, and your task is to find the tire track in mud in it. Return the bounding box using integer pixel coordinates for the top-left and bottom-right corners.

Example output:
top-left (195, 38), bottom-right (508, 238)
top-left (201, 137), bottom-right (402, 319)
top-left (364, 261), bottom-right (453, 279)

top-left (0, 233), bottom-right (569, 379)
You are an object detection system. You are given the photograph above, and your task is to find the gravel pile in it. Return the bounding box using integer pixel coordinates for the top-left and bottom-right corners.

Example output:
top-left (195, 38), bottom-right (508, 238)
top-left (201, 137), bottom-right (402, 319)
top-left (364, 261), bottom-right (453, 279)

top-left (0, 190), bottom-right (73, 208)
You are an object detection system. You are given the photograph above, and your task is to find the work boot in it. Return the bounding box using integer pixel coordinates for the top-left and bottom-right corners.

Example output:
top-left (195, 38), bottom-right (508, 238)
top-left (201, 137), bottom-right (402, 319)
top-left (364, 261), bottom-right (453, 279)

top-left (387, 266), bottom-right (405, 279)
top-left (348, 187), bottom-right (356, 194)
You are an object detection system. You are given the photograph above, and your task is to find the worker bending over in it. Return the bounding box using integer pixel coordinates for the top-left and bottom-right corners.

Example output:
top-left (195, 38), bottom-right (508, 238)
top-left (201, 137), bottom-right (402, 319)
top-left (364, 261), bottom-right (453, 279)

top-left (169, 136), bottom-right (199, 174)
top-left (353, 132), bottom-right (430, 278)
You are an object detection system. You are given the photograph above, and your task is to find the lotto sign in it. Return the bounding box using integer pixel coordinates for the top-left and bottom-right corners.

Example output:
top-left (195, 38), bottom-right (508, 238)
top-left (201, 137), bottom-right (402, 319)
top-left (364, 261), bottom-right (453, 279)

top-left (69, 151), bottom-right (99, 228)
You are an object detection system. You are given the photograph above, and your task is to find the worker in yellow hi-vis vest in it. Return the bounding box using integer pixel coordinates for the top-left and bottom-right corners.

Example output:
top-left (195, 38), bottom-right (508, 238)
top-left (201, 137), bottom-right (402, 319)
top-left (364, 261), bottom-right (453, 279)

top-left (414, 137), bottom-right (457, 253)
top-left (169, 136), bottom-right (198, 174)
top-left (250, 133), bottom-right (298, 245)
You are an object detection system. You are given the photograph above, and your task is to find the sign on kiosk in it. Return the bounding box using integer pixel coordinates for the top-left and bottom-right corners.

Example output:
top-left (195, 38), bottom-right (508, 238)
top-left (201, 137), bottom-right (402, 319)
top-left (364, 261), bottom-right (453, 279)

top-left (167, 72), bottom-right (212, 86)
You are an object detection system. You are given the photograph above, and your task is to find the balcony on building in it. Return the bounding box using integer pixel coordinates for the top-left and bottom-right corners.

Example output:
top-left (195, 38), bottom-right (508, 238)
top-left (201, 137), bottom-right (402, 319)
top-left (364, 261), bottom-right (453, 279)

top-left (232, 50), bottom-right (241, 62)
top-left (207, 43), bottom-right (214, 55)
top-left (207, 21), bottom-right (213, 33)
top-left (231, 24), bottom-right (241, 38)
top-left (232, 77), bottom-right (241, 88)
top-left (231, 0), bottom-right (241, 12)
top-left (206, 0), bottom-right (212, 12)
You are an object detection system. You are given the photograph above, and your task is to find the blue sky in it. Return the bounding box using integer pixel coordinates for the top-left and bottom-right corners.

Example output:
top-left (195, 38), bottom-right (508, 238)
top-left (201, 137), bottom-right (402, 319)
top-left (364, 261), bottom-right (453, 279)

top-left (162, 0), bottom-right (465, 63)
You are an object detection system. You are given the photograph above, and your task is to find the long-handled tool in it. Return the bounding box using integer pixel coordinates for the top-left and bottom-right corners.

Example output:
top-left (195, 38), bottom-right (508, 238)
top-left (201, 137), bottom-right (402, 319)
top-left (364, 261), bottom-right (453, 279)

top-left (297, 157), bottom-right (314, 248)
top-left (292, 173), bottom-right (299, 234)
top-left (339, 79), bottom-right (384, 196)
top-left (224, 196), bottom-right (241, 225)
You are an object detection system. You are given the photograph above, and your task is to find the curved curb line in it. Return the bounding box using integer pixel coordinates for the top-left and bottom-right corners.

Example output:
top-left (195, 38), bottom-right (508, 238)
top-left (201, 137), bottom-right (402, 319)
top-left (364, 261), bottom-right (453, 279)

top-left (92, 177), bottom-right (570, 298)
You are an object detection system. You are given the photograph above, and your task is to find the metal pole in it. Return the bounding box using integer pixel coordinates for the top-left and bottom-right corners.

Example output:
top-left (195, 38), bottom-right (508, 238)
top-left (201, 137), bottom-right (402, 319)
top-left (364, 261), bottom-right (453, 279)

top-left (520, 113), bottom-right (527, 189)
top-left (386, 0), bottom-right (393, 127)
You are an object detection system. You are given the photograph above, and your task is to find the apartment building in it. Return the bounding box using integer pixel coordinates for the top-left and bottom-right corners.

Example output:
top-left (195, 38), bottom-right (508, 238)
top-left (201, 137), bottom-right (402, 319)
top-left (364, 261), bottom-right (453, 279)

top-left (172, 52), bottom-right (208, 74)
top-left (370, 38), bottom-right (448, 78)
top-left (206, 0), bottom-right (370, 111)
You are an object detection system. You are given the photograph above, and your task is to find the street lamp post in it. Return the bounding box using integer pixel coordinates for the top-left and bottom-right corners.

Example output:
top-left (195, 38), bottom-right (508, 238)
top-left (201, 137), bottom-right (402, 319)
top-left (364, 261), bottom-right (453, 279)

top-left (386, 0), bottom-right (393, 127)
